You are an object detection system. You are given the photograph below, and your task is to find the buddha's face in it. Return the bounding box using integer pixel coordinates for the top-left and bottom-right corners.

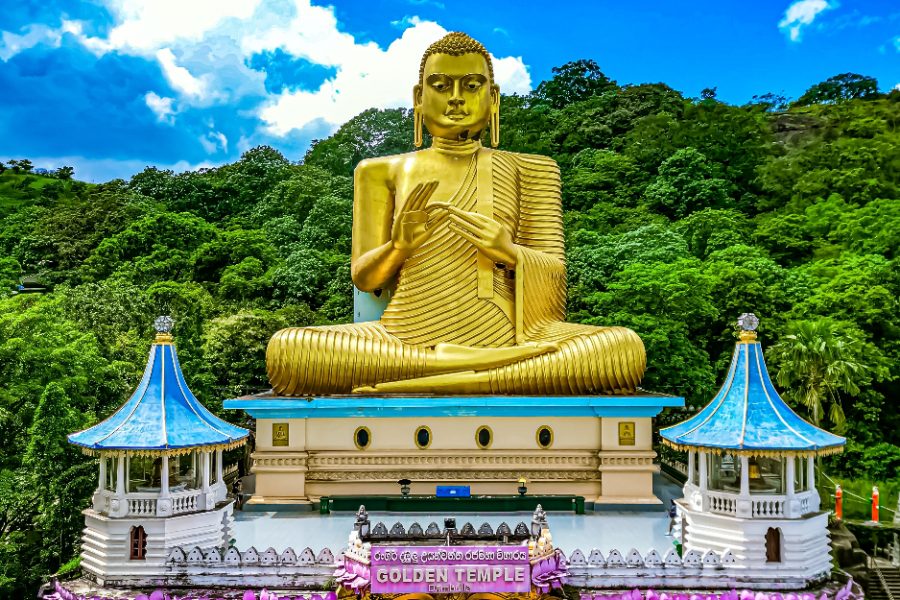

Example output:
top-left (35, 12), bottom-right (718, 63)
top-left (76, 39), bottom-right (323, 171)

top-left (416, 52), bottom-right (499, 141)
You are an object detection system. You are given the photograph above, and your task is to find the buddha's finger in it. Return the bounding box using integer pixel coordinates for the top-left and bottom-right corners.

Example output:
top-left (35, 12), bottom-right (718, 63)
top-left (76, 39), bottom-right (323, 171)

top-left (449, 220), bottom-right (488, 246)
top-left (449, 224), bottom-right (484, 248)
top-left (448, 205), bottom-right (491, 227)
top-left (409, 181), bottom-right (439, 212)
top-left (448, 213), bottom-right (482, 235)
top-left (402, 183), bottom-right (426, 212)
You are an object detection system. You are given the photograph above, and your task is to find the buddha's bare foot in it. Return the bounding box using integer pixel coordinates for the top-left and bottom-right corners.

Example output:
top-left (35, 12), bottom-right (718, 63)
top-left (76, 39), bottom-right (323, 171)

top-left (367, 371), bottom-right (491, 394)
top-left (433, 341), bottom-right (558, 371)
top-left (352, 385), bottom-right (378, 394)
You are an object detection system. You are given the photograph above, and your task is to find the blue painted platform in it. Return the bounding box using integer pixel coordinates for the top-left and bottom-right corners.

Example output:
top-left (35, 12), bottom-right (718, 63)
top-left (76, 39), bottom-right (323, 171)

top-left (224, 393), bottom-right (684, 419)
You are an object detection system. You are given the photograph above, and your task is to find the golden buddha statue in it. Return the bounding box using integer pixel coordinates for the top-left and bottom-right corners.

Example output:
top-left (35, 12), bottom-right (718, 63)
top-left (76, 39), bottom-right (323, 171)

top-left (267, 32), bottom-right (646, 396)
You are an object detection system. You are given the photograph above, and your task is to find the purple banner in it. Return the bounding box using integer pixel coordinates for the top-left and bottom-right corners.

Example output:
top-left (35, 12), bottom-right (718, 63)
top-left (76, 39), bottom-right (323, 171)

top-left (370, 546), bottom-right (531, 594)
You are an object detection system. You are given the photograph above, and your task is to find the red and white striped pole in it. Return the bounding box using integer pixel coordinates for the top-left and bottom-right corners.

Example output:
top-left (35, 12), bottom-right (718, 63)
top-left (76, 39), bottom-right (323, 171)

top-left (872, 486), bottom-right (880, 523)
top-left (835, 485), bottom-right (843, 520)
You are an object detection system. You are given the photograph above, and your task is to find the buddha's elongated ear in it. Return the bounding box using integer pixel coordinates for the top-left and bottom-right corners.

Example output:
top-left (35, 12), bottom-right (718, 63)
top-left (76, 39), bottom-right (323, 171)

top-left (413, 84), bottom-right (424, 148)
top-left (490, 83), bottom-right (500, 148)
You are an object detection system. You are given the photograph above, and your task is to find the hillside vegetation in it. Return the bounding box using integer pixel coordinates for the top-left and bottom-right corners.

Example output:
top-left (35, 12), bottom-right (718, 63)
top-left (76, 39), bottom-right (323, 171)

top-left (0, 66), bottom-right (897, 595)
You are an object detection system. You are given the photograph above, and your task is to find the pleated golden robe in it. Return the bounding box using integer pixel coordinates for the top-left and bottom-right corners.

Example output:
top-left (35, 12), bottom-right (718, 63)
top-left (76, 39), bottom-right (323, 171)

top-left (267, 149), bottom-right (646, 395)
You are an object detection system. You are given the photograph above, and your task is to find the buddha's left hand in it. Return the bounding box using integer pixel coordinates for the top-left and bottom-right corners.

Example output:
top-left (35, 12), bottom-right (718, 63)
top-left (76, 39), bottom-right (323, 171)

top-left (447, 206), bottom-right (517, 268)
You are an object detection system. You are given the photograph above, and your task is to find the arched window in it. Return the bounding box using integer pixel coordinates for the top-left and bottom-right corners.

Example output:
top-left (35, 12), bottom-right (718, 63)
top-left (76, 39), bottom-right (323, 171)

top-left (130, 525), bottom-right (147, 560)
top-left (765, 527), bottom-right (781, 563)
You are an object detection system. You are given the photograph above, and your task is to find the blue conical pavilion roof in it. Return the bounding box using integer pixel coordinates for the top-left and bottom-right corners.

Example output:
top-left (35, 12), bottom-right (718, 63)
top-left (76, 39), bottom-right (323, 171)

top-left (68, 331), bottom-right (248, 455)
top-left (660, 331), bottom-right (845, 457)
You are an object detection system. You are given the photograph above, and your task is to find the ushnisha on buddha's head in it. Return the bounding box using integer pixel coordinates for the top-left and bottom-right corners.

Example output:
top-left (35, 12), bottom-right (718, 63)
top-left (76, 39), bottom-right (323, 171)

top-left (413, 32), bottom-right (500, 148)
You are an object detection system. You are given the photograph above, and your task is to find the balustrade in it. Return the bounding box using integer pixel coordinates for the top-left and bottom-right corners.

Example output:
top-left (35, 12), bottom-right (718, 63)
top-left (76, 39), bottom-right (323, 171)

top-left (751, 496), bottom-right (785, 518)
top-left (94, 487), bottom-right (209, 517)
top-left (691, 487), bottom-right (816, 519)
top-left (707, 490), bottom-right (737, 515)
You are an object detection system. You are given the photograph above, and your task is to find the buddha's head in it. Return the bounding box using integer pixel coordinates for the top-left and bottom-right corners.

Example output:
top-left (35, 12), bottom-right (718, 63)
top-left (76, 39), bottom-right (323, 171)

top-left (414, 32), bottom-right (500, 147)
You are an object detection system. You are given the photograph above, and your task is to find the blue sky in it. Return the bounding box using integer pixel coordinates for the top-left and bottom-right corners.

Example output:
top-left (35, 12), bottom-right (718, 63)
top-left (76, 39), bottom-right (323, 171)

top-left (1, 0), bottom-right (897, 182)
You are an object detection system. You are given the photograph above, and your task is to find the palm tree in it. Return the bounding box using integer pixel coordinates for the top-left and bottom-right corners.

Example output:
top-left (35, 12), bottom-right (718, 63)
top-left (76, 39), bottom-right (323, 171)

top-left (767, 319), bottom-right (871, 430)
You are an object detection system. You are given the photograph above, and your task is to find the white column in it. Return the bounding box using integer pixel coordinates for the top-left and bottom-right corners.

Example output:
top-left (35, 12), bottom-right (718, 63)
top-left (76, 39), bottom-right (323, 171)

top-left (807, 456), bottom-right (815, 487)
top-left (202, 451), bottom-right (210, 492)
top-left (98, 456), bottom-right (107, 491)
top-left (736, 455), bottom-right (752, 517)
top-left (699, 452), bottom-right (708, 492)
top-left (740, 456), bottom-right (750, 496)
top-left (116, 455), bottom-right (125, 495)
top-left (786, 457), bottom-right (795, 496)
top-left (160, 455), bottom-right (170, 497)
top-left (808, 455), bottom-right (820, 510)
top-left (216, 449), bottom-right (223, 484)
top-left (688, 451), bottom-right (695, 485)
top-left (698, 451), bottom-right (709, 512)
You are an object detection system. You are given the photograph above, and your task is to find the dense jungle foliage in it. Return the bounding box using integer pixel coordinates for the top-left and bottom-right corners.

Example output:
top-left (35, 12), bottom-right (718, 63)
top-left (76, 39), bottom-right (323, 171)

top-left (0, 65), bottom-right (898, 595)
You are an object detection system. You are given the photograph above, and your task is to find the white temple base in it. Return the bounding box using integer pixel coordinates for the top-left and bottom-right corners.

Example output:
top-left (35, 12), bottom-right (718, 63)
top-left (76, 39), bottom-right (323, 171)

top-left (678, 499), bottom-right (832, 586)
top-left (80, 501), bottom-right (235, 587)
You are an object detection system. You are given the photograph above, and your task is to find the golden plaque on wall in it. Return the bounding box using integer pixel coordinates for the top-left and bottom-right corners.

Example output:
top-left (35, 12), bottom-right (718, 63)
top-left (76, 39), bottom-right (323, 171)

top-left (272, 422), bottom-right (289, 447)
top-left (618, 421), bottom-right (636, 446)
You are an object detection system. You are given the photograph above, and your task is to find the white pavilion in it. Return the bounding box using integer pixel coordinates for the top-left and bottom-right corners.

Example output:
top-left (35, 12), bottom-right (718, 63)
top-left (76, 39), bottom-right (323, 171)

top-left (67, 316), bottom-right (248, 586)
top-left (661, 313), bottom-right (845, 585)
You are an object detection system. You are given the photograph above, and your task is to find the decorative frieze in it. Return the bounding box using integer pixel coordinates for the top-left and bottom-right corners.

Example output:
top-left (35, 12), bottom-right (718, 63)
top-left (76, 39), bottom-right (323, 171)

top-left (308, 470), bottom-right (599, 482)
top-left (307, 453), bottom-right (598, 468)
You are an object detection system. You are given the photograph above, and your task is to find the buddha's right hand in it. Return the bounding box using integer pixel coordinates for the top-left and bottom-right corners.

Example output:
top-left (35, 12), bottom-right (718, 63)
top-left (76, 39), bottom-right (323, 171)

top-left (392, 181), bottom-right (448, 252)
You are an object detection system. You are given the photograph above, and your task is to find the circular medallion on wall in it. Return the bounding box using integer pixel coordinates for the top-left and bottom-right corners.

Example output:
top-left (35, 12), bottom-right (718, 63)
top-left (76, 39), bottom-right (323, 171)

top-left (414, 425), bottom-right (432, 449)
top-left (536, 425), bottom-right (554, 449)
top-left (354, 426), bottom-right (372, 450)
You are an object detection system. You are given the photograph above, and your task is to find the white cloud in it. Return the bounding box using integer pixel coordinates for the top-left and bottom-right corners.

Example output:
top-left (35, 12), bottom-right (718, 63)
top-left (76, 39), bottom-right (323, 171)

top-left (779, 0), bottom-right (836, 41)
top-left (6, 0), bottom-right (532, 155)
top-left (103, 0), bottom-right (263, 52)
top-left (144, 91), bottom-right (176, 124)
top-left (199, 131), bottom-right (229, 154)
top-left (254, 13), bottom-right (530, 135)
top-left (0, 24), bottom-right (62, 60)
top-left (155, 48), bottom-right (210, 98)
top-left (895, 36), bottom-right (900, 51)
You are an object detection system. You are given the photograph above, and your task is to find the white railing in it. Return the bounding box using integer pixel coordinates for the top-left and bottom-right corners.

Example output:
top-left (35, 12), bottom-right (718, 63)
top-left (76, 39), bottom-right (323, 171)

top-left (707, 490), bottom-right (737, 515)
top-left (94, 487), bottom-right (212, 517)
top-left (171, 488), bottom-right (202, 514)
top-left (128, 495), bottom-right (158, 516)
top-left (751, 496), bottom-right (785, 518)
top-left (687, 486), bottom-right (818, 519)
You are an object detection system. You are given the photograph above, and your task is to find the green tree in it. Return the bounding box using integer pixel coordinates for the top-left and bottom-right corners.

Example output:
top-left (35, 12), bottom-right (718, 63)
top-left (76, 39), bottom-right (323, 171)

top-left (532, 59), bottom-right (616, 109)
top-left (23, 382), bottom-right (93, 575)
top-left (767, 319), bottom-right (882, 428)
top-left (304, 108), bottom-right (417, 177)
top-left (0, 257), bottom-right (20, 296)
top-left (644, 148), bottom-right (732, 218)
top-left (795, 73), bottom-right (880, 106)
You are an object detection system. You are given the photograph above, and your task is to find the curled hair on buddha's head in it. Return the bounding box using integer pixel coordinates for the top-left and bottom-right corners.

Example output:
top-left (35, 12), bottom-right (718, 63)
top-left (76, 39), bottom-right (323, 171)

top-left (418, 32), bottom-right (495, 83)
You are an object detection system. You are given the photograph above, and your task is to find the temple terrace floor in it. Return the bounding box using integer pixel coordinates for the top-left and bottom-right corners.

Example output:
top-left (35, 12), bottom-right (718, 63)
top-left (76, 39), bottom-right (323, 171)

top-left (230, 474), bottom-right (681, 553)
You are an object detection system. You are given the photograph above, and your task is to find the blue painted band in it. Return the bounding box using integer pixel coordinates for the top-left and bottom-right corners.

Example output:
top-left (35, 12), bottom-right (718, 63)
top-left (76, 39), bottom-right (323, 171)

top-left (224, 394), bottom-right (684, 419)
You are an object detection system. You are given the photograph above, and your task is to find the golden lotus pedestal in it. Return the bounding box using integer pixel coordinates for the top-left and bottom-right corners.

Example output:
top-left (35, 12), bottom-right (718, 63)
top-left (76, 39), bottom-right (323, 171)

top-left (223, 394), bottom-right (683, 510)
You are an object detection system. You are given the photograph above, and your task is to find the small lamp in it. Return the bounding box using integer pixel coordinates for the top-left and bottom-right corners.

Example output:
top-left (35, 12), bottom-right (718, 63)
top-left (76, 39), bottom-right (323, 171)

top-left (518, 477), bottom-right (528, 496)
top-left (398, 478), bottom-right (411, 497)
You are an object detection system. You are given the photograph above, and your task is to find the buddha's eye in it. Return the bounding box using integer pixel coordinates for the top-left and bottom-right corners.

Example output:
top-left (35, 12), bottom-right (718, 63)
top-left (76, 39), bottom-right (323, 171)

top-left (426, 74), bottom-right (452, 93)
top-left (462, 74), bottom-right (487, 92)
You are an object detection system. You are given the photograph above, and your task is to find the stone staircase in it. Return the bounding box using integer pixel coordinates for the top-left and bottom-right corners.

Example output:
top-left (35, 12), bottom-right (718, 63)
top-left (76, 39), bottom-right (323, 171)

top-left (870, 559), bottom-right (900, 600)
